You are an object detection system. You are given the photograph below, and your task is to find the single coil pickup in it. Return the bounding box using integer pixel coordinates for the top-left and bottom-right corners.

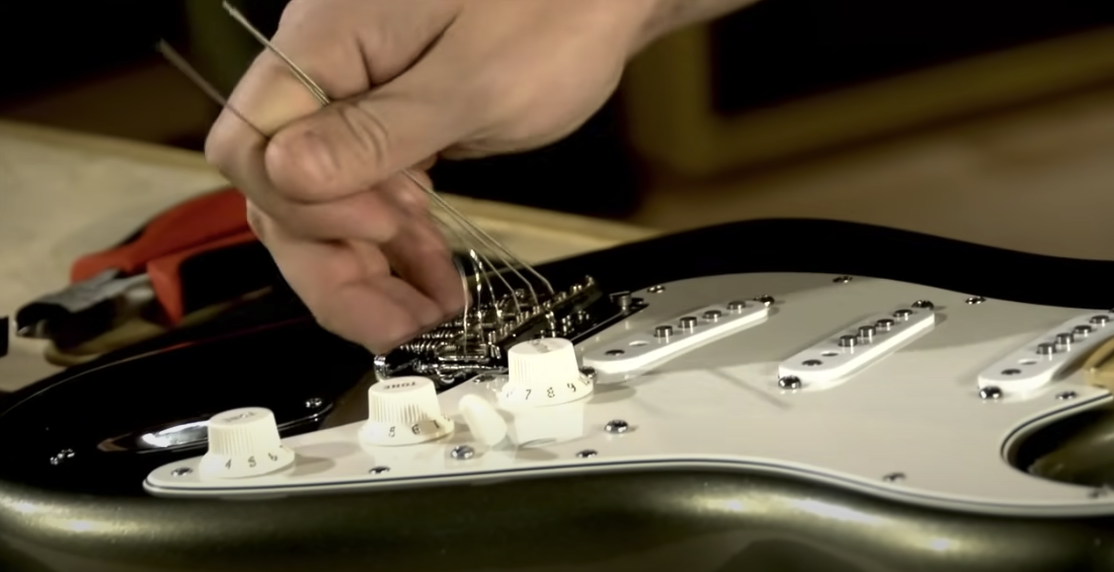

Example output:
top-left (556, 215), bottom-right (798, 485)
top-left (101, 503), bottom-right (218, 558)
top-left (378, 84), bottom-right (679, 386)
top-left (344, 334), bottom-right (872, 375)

top-left (778, 305), bottom-right (936, 387)
top-left (977, 312), bottom-right (1114, 394)
top-left (582, 299), bottom-right (772, 374)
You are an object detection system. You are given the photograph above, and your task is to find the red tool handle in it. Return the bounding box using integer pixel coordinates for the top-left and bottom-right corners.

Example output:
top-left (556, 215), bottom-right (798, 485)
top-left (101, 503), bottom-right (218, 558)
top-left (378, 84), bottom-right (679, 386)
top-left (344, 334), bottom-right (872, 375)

top-left (146, 229), bottom-right (261, 325)
top-left (70, 188), bottom-right (250, 283)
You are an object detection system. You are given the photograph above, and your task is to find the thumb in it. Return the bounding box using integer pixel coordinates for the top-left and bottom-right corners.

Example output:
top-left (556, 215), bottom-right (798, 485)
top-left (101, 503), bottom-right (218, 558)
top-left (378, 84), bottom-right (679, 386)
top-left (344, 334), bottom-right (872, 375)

top-left (264, 73), bottom-right (469, 204)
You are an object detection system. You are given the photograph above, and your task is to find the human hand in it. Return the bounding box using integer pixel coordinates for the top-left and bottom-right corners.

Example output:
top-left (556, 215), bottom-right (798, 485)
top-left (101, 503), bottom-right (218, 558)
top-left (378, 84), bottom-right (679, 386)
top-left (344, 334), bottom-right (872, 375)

top-left (205, 0), bottom-right (666, 353)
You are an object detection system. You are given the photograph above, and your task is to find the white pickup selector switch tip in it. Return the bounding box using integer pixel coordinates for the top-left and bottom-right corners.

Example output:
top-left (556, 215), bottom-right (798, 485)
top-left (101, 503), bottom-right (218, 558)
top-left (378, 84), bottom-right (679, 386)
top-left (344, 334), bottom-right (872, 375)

top-left (361, 376), bottom-right (454, 446)
top-left (458, 394), bottom-right (508, 447)
top-left (500, 337), bottom-right (594, 407)
top-left (199, 407), bottom-right (295, 479)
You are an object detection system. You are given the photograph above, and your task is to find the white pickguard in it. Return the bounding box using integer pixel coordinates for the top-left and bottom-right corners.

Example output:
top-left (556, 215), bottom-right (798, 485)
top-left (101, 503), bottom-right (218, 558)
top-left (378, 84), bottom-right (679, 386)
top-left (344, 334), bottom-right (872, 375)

top-left (144, 273), bottom-right (1114, 517)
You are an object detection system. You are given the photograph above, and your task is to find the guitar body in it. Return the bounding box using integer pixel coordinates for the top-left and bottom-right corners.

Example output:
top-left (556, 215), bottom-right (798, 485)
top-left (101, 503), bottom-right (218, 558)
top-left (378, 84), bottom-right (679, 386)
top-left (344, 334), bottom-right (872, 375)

top-left (5, 219), bottom-right (1114, 572)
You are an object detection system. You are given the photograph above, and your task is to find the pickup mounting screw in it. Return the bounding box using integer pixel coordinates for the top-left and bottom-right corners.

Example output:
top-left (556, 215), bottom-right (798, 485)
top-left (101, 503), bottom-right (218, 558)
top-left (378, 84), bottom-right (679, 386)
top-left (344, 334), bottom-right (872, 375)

top-left (604, 420), bottom-right (630, 434)
top-left (778, 376), bottom-right (802, 390)
top-left (450, 445), bottom-right (475, 460)
top-left (979, 386), bottom-right (1003, 400)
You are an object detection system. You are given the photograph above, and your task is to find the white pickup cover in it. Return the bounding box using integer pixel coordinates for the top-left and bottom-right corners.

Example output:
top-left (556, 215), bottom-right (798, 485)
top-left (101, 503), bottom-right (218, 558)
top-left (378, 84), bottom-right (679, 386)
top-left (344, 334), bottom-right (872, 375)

top-left (581, 300), bottom-right (770, 374)
top-left (778, 306), bottom-right (936, 387)
top-left (977, 312), bottom-right (1114, 394)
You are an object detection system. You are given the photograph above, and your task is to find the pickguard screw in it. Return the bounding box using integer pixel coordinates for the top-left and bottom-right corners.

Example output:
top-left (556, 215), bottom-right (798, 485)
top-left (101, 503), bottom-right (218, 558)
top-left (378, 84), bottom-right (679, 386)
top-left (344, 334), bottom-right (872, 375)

top-left (1057, 391), bottom-right (1078, 400)
top-left (648, 285), bottom-right (666, 293)
top-left (778, 376), bottom-right (802, 390)
top-left (882, 472), bottom-right (906, 483)
top-left (833, 276), bottom-right (852, 283)
top-left (474, 373), bottom-right (496, 383)
top-left (305, 397), bottom-right (324, 409)
top-left (754, 295), bottom-right (776, 307)
top-left (604, 420), bottom-right (630, 434)
top-left (580, 367), bottom-right (597, 382)
top-left (1089, 488), bottom-right (1109, 499)
top-left (369, 466), bottom-right (390, 474)
top-left (966, 296), bottom-right (986, 305)
top-left (171, 467), bottom-right (193, 477)
top-left (979, 386), bottom-right (1003, 400)
top-left (912, 300), bottom-right (934, 310)
top-left (450, 445), bottom-right (475, 460)
top-left (576, 450), bottom-right (598, 458)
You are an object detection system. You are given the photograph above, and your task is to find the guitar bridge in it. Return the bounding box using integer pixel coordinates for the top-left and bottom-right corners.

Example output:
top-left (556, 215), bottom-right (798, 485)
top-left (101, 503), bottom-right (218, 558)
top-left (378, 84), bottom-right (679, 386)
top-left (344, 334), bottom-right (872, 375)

top-left (375, 276), bottom-right (645, 384)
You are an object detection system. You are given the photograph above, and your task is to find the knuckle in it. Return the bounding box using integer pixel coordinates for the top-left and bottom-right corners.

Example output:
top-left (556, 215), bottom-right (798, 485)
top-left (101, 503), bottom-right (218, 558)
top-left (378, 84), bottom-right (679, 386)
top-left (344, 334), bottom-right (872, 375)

top-left (203, 121), bottom-right (237, 178)
top-left (277, 0), bottom-right (318, 27)
top-left (339, 101), bottom-right (394, 177)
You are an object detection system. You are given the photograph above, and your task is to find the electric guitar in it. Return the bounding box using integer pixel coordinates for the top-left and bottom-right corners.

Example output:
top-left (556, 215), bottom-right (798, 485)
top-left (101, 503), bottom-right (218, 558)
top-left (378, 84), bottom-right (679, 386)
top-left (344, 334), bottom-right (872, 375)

top-left (4, 218), bottom-right (1114, 572)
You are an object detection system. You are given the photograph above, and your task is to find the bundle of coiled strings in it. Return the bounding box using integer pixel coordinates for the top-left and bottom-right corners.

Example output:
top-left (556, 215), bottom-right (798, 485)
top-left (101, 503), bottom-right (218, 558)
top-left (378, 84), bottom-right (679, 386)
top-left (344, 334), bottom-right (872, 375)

top-left (158, 2), bottom-right (602, 377)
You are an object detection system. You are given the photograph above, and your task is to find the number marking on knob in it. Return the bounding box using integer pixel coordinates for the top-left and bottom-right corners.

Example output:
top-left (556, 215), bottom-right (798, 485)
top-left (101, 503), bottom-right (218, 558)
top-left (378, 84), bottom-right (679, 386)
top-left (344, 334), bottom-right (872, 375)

top-left (500, 338), bottom-right (595, 408)
top-left (361, 377), bottom-right (455, 446)
top-left (198, 407), bottom-right (296, 479)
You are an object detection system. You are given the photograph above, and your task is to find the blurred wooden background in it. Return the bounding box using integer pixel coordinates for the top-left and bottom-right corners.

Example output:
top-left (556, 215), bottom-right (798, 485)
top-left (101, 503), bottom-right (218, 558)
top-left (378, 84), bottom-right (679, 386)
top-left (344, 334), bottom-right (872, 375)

top-left (3, 0), bottom-right (1114, 258)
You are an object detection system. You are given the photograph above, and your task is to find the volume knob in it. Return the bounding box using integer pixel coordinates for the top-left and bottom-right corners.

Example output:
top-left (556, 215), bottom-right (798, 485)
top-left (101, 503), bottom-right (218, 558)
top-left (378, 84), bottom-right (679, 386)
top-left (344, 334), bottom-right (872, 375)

top-left (198, 407), bottom-right (295, 479)
top-left (360, 376), bottom-right (454, 446)
top-left (499, 337), bottom-right (594, 408)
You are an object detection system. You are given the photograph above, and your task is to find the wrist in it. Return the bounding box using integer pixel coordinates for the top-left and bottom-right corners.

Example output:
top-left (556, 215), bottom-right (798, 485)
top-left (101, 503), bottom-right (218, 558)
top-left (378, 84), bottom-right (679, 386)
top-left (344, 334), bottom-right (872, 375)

top-left (624, 0), bottom-right (678, 56)
top-left (627, 0), bottom-right (758, 56)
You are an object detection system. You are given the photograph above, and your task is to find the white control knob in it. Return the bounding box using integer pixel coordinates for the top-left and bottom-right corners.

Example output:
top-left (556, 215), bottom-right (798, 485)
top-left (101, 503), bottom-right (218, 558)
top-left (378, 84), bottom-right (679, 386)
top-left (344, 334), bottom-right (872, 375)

top-left (198, 407), bottom-right (295, 479)
top-left (499, 337), bottom-right (593, 408)
top-left (360, 377), bottom-right (454, 446)
top-left (458, 394), bottom-right (508, 447)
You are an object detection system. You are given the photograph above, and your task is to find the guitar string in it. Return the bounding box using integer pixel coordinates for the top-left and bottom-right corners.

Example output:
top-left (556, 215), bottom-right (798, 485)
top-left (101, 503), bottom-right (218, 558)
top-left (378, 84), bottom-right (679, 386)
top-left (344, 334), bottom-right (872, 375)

top-left (219, 3), bottom-right (536, 348)
top-left (154, 33), bottom-right (549, 351)
top-left (221, 0), bottom-right (554, 309)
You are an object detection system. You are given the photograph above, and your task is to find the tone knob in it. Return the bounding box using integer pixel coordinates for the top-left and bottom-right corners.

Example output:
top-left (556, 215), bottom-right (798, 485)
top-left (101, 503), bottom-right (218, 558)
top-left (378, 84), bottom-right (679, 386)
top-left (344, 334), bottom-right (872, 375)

top-left (198, 407), bottom-right (295, 479)
top-left (360, 376), bottom-right (454, 446)
top-left (499, 337), bottom-right (594, 408)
